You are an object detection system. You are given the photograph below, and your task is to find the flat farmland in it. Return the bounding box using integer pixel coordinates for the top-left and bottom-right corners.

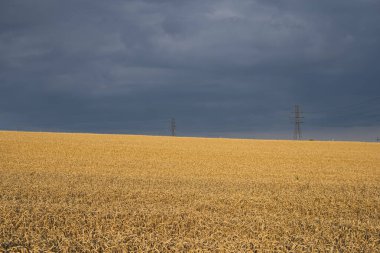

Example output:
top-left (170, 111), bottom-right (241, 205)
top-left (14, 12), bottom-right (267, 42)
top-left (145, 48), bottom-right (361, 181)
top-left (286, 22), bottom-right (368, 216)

top-left (0, 131), bottom-right (379, 252)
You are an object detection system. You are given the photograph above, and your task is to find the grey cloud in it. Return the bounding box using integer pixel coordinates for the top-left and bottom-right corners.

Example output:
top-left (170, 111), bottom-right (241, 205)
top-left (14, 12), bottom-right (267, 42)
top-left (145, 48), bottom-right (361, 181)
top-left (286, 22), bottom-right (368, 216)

top-left (0, 0), bottom-right (379, 140)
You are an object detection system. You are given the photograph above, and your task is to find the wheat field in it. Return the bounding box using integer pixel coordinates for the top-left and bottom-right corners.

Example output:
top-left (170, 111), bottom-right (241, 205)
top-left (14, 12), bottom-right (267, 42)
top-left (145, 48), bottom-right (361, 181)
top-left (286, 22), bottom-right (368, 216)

top-left (0, 131), bottom-right (379, 252)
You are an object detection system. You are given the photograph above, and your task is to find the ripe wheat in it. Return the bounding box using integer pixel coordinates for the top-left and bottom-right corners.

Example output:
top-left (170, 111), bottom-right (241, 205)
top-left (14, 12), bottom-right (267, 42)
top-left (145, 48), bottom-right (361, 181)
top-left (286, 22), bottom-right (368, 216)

top-left (0, 131), bottom-right (379, 252)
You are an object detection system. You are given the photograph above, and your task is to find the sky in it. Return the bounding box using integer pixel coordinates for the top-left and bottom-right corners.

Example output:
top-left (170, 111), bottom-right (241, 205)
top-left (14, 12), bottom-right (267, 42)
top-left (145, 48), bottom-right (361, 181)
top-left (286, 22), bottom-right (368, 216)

top-left (1, 0), bottom-right (380, 141)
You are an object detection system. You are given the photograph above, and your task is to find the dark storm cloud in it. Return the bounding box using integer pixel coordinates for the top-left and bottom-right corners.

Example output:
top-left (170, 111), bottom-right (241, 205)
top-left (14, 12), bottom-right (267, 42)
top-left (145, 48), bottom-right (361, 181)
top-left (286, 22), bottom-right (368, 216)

top-left (0, 0), bottom-right (379, 140)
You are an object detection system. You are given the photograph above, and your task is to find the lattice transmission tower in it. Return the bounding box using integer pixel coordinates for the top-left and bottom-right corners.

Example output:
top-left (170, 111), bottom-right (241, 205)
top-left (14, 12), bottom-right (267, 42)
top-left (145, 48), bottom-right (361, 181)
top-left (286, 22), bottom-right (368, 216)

top-left (170, 118), bottom-right (176, 136)
top-left (293, 105), bottom-right (303, 140)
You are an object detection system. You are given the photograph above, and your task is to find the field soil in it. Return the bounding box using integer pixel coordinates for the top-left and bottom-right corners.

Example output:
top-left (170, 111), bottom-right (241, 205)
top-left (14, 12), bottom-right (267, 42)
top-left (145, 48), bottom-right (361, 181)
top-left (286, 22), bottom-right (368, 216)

top-left (0, 131), bottom-right (379, 252)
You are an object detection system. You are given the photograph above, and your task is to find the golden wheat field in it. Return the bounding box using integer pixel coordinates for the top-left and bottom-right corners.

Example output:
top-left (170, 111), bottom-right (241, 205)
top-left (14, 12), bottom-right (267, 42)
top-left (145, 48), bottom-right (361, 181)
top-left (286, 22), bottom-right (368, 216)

top-left (0, 131), bottom-right (379, 252)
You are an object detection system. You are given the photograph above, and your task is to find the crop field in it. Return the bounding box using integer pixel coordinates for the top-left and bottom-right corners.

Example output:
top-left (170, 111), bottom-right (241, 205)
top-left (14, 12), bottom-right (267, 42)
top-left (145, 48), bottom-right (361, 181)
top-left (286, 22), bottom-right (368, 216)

top-left (0, 131), bottom-right (379, 252)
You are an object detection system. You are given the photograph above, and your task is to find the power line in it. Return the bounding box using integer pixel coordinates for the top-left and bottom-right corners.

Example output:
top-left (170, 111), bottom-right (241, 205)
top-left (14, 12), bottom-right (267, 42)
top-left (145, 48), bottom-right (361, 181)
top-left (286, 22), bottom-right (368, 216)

top-left (300, 96), bottom-right (380, 128)
top-left (305, 96), bottom-right (380, 115)
top-left (306, 107), bottom-right (380, 128)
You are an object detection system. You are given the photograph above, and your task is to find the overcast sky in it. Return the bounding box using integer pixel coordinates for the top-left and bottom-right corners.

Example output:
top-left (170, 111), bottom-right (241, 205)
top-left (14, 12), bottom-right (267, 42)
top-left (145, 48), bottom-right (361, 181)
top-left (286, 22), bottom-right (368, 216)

top-left (1, 0), bottom-right (379, 141)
